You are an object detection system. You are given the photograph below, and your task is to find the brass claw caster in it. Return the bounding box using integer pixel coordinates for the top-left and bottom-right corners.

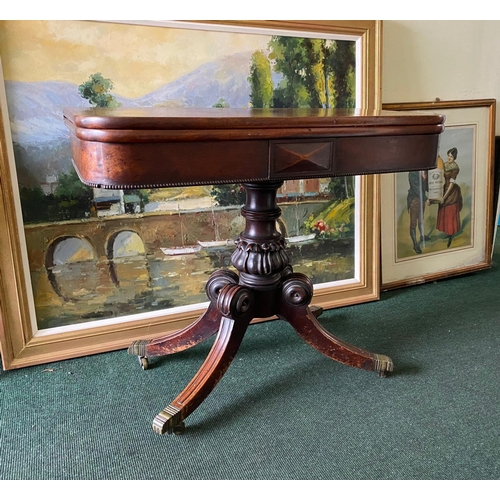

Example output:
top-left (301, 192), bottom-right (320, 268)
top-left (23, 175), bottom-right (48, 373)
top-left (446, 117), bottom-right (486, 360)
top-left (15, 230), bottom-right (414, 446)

top-left (153, 406), bottom-right (185, 435)
top-left (374, 354), bottom-right (394, 378)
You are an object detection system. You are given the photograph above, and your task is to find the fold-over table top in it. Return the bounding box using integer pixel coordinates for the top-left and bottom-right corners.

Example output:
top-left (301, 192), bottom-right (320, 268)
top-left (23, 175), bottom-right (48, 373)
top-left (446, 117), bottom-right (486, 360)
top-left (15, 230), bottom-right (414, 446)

top-left (64, 107), bottom-right (445, 189)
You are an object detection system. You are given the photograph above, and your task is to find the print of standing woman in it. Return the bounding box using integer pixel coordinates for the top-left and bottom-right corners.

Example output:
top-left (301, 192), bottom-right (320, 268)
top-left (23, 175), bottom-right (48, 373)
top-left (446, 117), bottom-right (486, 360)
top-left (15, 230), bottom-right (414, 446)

top-left (436, 147), bottom-right (463, 247)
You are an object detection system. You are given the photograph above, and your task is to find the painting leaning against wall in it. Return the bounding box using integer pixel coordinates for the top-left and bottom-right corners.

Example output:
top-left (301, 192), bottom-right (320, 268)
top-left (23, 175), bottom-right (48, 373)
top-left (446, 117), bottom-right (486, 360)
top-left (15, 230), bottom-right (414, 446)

top-left (0, 20), bottom-right (359, 333)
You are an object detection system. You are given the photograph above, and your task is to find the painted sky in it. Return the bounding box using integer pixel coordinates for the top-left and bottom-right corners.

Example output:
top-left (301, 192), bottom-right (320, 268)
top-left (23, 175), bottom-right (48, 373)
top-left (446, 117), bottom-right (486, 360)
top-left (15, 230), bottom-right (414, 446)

top-left (0, 20), bottom-right (270, 98)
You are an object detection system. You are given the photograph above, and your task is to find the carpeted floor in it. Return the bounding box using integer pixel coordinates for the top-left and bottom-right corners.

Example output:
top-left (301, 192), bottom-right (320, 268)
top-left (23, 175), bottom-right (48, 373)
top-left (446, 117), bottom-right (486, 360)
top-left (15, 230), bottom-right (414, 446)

top-left (1, 238), bottom-right (499, 481)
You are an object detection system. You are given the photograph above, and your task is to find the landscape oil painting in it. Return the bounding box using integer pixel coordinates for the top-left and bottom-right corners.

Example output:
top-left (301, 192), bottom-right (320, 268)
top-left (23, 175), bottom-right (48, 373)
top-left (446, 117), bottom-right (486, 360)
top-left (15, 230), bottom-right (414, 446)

top-left (0, 20), bottom-right (360, 334)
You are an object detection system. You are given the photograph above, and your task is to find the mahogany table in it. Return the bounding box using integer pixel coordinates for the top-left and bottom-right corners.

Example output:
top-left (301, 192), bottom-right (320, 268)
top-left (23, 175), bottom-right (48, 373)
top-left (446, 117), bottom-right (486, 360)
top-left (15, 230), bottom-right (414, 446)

top-left (64, 108), bottom-right (444, 435)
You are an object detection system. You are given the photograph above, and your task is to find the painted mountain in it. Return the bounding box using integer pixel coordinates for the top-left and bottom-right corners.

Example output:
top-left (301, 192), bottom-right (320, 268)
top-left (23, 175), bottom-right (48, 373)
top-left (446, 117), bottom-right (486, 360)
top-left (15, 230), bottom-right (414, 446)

top-left (6, 51), bottom-right (268, 187)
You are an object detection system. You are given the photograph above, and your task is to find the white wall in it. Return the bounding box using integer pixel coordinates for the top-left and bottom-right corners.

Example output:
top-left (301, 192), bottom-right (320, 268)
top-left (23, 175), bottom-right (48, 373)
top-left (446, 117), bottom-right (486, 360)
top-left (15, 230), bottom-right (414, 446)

top-left (382, 20), bottom-right (500, 129)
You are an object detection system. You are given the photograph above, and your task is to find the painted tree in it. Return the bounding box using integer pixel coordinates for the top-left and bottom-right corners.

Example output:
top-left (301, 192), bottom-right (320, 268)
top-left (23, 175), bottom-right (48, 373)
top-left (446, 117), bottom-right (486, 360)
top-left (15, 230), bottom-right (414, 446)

top-left (300, 39), bottom-right (351, 109)
top-left (327, 40), bottom-right (356, 109)
top-left (302, 38), bottom-right (328, 108)
top-left (19, 186), bottom-right (52, 223)
top-left (263, 36), bottom-right (356, 110)
top-left (53, 169), bottom-right (94, 220)
top-left (327, 176), bottom-right (355, 200)
top-left (211, 184), bottom-right (245, 207)
top-left (268, 36), bottom-right (310, 108)
top-left (248, 50), bottom-right (273, 108)
top-left (78, 72), bottom-right (121, 108)
top-left (213, 97), bottom-right (230, 108)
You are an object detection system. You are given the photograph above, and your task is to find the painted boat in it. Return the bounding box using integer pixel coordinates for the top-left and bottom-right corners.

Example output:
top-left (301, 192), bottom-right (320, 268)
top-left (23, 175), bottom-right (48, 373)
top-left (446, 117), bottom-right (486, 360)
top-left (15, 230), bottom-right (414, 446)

top-left (161, 245), bottom-right (201, 256)
top-left (285, 234), bottom-right (316, 244)
top-left (197, 239), bottom-right (235, 249)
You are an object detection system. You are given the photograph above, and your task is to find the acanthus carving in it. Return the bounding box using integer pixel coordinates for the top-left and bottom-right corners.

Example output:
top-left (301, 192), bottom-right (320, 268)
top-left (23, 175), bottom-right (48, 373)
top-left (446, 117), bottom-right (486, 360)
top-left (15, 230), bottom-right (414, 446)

top-left (231, 236), bottom-right (290, 276)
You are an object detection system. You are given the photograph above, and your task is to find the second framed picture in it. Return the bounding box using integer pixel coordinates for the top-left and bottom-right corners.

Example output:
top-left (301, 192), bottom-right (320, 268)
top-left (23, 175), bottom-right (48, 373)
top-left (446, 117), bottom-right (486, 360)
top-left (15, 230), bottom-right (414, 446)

top-left (381, 99), bottom-right (496, 289)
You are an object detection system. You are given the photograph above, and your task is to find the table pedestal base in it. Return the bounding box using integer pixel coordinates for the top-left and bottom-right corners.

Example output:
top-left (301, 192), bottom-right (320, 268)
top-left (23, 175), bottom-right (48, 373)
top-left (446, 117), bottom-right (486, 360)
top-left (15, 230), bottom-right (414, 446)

top-left (128, 181), bottom-right (393, 435)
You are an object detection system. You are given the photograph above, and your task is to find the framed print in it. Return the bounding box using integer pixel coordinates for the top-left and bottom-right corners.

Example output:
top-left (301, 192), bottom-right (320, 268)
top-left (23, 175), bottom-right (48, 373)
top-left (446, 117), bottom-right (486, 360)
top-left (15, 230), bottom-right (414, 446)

top-left (0, 20), bottom-right (382, 369)
top-left (381, 99), bottom-right (496, 289)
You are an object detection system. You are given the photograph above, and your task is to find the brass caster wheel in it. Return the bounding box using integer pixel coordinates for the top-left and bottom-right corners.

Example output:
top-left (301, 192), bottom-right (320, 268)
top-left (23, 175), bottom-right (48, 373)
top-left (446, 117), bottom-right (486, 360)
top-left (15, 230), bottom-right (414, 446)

top-left (171, 422), bottom-right (185, 435)
top-left (310, 305), bottom-right (324, 318)
top-left (138, 356), bottom-right (149, 370)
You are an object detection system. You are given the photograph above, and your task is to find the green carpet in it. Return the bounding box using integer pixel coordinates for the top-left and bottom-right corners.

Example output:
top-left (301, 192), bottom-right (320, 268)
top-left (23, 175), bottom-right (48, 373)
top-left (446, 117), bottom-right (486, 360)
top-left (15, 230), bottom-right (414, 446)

top-left (1, 238), bottom-right (499, 480)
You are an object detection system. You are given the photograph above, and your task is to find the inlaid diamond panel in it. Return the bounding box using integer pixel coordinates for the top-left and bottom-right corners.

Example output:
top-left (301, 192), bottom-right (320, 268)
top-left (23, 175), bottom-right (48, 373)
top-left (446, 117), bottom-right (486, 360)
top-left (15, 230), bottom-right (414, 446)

top-left (270, 140), bottom-right (334, 178)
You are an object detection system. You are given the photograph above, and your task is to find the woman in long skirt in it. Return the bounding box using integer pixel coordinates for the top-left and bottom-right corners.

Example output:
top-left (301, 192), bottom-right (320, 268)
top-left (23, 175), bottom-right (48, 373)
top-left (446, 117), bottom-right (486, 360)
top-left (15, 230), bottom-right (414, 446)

top-left (436, 147), bottom-right (463, 247)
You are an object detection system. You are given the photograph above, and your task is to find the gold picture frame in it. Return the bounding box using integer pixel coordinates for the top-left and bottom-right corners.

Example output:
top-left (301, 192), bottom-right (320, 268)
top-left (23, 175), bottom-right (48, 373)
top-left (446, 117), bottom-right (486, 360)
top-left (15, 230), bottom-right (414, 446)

top-left (0, 20), bottom-right (382, 369)
top-left (381, 99), bottom-right (496, 289)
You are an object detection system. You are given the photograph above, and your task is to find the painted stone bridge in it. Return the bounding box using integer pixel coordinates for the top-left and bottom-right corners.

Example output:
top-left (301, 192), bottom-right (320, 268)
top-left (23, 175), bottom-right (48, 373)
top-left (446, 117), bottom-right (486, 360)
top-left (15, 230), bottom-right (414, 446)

top-left (24, 201), bottom-right (322, 272)
top-left (25, 207), bottom-right (239, 271)
top-left (22, 200), bottom-right (332, 329)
